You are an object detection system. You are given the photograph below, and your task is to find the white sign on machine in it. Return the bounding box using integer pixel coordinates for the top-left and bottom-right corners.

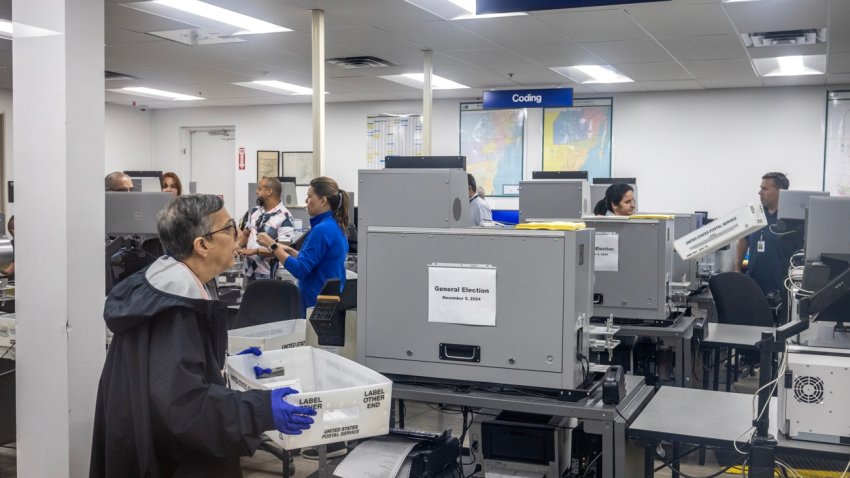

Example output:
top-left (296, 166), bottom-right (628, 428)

top-left (594, 232), bottom-right (619, 272)
top-left (428, 263), bottom-right (497, 326)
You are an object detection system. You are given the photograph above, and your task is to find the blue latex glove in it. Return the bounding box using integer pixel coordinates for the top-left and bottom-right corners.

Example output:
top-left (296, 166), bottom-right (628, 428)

top-left (271, 387), bottom-right (317, 435)
top-left (236, 347), bottom-right (272, 378)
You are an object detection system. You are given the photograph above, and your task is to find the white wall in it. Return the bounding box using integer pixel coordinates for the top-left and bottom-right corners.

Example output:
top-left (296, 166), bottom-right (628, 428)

top-left (1, 85), bottom-right (839, 219)
top-left (105, 103), bottom-right (153, 173)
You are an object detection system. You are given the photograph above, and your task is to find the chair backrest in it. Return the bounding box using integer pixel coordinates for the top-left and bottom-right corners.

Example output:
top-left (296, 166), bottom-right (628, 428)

top-left (232, 279), bottom-right (302, 329)
top-left (0, 358), bottom-right (15, 446)
top-left (709, 272), bottom-right (775, 327)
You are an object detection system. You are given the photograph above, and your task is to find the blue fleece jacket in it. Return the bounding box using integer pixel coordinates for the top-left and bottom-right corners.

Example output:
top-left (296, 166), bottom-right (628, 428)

top-left (284, 211), bottom-right (348, 316)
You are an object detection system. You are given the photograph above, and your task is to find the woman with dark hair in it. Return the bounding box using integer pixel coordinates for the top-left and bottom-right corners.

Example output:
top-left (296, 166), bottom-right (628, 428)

top-left (161, 172), bottom-right (183, 196)
top-left (258, 176), bottom-right (349, 317)
top-left (593, 183), bottom-right (635, 216)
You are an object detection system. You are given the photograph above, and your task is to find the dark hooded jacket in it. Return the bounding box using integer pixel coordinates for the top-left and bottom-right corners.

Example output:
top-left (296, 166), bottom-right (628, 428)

top-left (90, 256), bottom-right (274, 478)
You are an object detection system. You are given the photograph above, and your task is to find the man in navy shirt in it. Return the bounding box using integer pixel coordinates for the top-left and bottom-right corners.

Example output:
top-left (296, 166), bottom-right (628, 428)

top-left (735, 172), bottom-right (803, 300)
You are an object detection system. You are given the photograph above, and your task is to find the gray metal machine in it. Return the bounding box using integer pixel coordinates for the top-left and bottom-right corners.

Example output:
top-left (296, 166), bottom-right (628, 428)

top-left (583, 217), bottom-right (673, 322)
top-left (359, 226), bottom-right (593, 391)
top-left (357, 168), bottom-right (593, 391)
top-left (518, 179), bottom-right (589, 222)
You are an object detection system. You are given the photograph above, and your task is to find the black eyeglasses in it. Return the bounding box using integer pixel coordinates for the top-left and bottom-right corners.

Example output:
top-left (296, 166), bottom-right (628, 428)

top-left (204, 219), bottom-right (238, 240)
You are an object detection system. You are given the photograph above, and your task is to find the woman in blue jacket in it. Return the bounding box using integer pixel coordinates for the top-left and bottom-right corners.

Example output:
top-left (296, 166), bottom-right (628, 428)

top-left (258, 176), bottom-right (349, 317)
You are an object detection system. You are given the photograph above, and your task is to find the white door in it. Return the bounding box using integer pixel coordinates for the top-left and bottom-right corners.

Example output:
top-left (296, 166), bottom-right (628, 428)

top-left (189, 128), bottom-right (236, 217)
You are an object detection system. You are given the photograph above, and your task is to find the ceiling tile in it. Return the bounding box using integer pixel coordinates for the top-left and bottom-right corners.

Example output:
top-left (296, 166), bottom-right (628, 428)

top-left (826, 73), bottom-right (850, 84)
top-left (325, 27), bottom-right (425, 55)
top-left (583, 82), bottom-right (647, 94)
top-left (642, 80), bottom-right (703, 91)
top-left (580, 39), bottom-right (674, 64)
top-left (509, 43), bottom-right (604, 67)
top-left (761, 75), bottom-right (826, 87)
top-left (106, 26), bottom-right (162, 45)
top-left (682, 59), bottom-right (756, 79)
top-left (828, 53), bottom-right (850, 74)
top-left (503, 68), bottom-right (573, 87)
top-left (698, 77), bottom-right (763, 89)
top-left (614, 61), bottom-right (692, 81)
top-left (660, 35), bottom-right (747, 62)
top-left (538, 9), bottom-right (649, 43)
top-left (106, 3), bottom-right (195, 32)
top-left (724, 0), bottom-right (828, 34)
top-left (452, 16), bottom-right (568, 47)
top-left (442, 48), bottom-right (542, 71)
top-left (377, 21), bottom-right (495, 51)
top-left (295, 0), bottom-right (442, 25)
top-left (436, 69), bottom-right (517, 88)
top-left (829, 31), bottom-right (850, 54)
top-left (625, 3), bottom-right (736, 38)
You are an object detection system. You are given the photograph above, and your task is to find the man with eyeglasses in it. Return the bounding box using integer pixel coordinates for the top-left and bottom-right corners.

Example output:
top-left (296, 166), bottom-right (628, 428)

top-left (105, 171), bottom-right (134, 192)
top-left (237, 176), bottom-right (294, 280)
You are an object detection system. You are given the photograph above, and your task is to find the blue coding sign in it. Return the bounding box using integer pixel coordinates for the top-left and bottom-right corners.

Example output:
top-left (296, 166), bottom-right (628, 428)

top-left (483, 88), bottom-right (573, 109)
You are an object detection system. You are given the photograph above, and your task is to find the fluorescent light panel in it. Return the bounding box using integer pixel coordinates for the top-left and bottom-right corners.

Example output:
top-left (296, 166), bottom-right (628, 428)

top-left (752, 55), bottom-right (825, 77)
top-left (136, 0), bottom-right (290, 35)
top-left (233, 80), bottom-right (314, 95)
top-left (0, 20), bottom-right (12, 38)
top-left (551, 65), bottom-right (634, 84)
top-left (112, 87), bottom-right (204, 101)
top-left (381, 73), bottom-right (469, 89)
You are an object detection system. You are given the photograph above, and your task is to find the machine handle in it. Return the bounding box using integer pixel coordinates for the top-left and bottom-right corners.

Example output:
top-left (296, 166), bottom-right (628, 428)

top-left (439, 343), bottom-right (481, 363)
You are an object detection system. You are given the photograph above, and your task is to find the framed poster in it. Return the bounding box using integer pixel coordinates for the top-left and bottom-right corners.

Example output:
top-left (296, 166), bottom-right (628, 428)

top-left (257, 150), bottom-right (280, 182)
top-left (459, 103), bottom-right (525, 197)
top-left (282, 151), bottom-right (314, 185)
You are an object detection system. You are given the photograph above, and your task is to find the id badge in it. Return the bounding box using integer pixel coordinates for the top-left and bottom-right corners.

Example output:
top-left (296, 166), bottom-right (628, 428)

top-left (757, 240), bottom-right (765, 253)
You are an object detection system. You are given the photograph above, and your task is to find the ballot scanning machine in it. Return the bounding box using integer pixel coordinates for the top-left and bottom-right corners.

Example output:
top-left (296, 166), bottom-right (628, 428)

top-left (359, 226), bottom-right (593, 392)
top-left (357, 169), bottom-right (594, 393)
top-left (518, 179), bottom-right (589, 222)
top-left (582, 217), bottom-right (674, 323)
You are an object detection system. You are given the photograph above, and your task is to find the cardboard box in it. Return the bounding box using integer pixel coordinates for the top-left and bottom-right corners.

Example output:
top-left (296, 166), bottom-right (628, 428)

top-left (674, 204), bottom-right (767, 261)
top-left (227, 346), bottom-right (392, 450)
top-left (227, 319), bottom-right (307, 355)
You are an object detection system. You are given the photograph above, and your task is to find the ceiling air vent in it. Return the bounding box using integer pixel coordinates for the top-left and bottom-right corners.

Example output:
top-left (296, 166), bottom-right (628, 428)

top-left (105, 70), bottom-right (140, 81)
top-left (742, 29), bottom-right (826, 48)
top-left (327, 56), bottom-right (396, 69)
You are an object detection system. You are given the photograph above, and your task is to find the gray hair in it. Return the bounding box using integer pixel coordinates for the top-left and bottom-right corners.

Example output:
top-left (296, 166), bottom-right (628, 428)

top-left (105, 171), bottom-right (132, 191)
top-left (157, 194), bottom-right (223, 260)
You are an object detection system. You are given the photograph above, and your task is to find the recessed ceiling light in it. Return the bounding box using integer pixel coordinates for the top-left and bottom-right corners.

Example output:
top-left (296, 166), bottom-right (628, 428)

top-left (233, 80), bottom-right (315, 95)
top-left (752, 55), bottom-right (825, 77)
top-left (551, 65), bottom-right (634, 84)
top-left (380, 73), bottom-right (469, 89)
top-left (0, 20), bottom-right (12, 39)
top-left (110, 87), bottom-right (204, 101)
top-left (122, 1), bottom-right (290, 35)
top-left (447, 0), bottom-right (526, 19)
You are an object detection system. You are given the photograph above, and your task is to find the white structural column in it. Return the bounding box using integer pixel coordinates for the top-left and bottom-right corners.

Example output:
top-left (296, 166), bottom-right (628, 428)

top-left (312, 9), bottom-right (326, 177)
top-left (13, 0), bottom-right (106, 476)
top-left (422, 50), bottom-right (433, 155)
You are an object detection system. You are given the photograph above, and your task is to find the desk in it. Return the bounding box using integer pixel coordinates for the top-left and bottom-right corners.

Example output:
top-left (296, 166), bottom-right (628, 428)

top-left (629, 386), bottom-right (850, 477)
top-left (699, 324), bottom-right (774, 391)
top-left (393, 375), bottom-right (655, 478)
top-left (614, 316), bottom-right (695, 387)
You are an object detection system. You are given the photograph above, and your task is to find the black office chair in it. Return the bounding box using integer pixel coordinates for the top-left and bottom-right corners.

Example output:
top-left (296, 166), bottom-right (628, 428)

top-left (709, 272), bottom-right (775, 328)
top-left (0, 358), bottom-right (14, 447)
top-left (231, 279), bottom-right (302, 329)
top-left (708, 272), bottom-right (775, 385)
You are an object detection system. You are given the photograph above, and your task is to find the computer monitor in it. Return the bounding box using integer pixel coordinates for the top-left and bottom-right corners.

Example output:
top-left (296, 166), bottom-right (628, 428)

top-left (800, 197), bottom-right (850, 323)
top-left (532, 171), bottom-right (588, 180)
top-left (384, 156), bottom-right (466, 170)
top-left (592, 177), bottom-right (637, 185)
top-left (105, 192), bottom-right (173, 235)
top-left (778, 190), bottom-right (830, 221)
top-left (804, 197), bottom-right (850, 261)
